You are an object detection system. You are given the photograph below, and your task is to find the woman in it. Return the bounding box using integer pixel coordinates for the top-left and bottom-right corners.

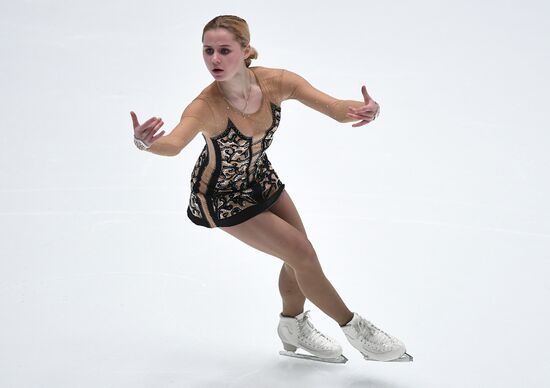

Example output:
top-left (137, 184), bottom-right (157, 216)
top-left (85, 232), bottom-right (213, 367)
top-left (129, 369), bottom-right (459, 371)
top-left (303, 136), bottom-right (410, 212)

top-left (130, 15), bottom-right (411, 363)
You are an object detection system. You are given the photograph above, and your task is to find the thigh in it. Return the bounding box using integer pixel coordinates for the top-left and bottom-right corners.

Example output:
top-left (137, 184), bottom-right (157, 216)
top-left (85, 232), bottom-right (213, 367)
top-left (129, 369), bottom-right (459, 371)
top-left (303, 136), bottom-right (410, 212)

top-left (268, 189), bottom-right (308, 237)
top-left (219, 209), bottom-right (316, 270)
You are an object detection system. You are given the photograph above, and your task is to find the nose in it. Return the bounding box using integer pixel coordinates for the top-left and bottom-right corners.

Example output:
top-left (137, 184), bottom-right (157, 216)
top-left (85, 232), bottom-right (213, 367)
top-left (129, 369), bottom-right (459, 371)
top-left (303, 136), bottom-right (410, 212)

top-left (211, 53), bottom-right (220, 65)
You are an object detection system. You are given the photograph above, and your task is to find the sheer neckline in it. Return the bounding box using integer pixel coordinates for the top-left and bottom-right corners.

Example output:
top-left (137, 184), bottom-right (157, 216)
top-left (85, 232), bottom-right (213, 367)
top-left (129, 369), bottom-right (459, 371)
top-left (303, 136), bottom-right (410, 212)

top-left (215, 67), bottom-right (265, 116)
top-left (211, 102), bottom-right (280, 141)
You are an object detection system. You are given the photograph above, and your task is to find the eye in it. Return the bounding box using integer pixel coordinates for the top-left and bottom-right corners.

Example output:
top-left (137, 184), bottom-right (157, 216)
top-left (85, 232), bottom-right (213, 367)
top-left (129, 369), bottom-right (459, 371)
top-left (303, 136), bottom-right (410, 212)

top-left (204, 48), bottom-right (214, 55)
top-left (221, 48), bottom-right (231, 55)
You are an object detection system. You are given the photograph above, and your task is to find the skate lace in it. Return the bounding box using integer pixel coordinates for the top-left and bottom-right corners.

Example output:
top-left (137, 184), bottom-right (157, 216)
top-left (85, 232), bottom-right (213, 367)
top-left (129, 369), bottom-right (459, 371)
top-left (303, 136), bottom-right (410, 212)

top-left (355, 316), bottom-right (393, 344)
top-left (297, 310), bottom-right (331, 345)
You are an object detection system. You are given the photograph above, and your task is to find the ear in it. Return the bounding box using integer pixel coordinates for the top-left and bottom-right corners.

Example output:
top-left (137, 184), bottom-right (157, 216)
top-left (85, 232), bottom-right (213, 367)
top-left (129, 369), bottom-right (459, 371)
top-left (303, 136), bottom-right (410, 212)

top-left (243, 44), bottom-right (251, 59)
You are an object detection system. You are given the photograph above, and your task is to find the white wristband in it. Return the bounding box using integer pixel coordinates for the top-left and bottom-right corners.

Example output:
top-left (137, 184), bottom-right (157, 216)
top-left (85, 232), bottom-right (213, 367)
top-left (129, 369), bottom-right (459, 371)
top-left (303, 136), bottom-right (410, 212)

top-left (134, 136), bottom-right (150, 151)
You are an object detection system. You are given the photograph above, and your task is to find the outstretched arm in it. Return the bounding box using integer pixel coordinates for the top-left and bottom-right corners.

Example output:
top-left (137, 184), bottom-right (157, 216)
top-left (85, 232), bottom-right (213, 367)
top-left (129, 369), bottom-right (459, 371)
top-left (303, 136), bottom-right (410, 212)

top-left (145, 114), bottom-right (202, 156)
top-left (280, 69), bottom-right (380, 126)
top-left (131, 98), bottom-right (210, 156)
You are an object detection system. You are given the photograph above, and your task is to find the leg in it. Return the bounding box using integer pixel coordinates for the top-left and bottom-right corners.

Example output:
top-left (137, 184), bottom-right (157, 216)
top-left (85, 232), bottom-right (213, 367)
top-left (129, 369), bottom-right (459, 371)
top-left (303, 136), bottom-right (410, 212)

top-left (219, 199), bottom-right (353, 326)
top-left (269, 191), bottom-right (307, 317)
top-left (278, 263), bottom-right (306, 317)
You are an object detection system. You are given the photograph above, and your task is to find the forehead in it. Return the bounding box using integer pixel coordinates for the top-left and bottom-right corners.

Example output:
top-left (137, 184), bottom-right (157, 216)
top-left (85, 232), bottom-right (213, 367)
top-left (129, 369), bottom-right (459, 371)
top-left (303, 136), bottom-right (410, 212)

top-left (203, 28), bottom-right (238, 47)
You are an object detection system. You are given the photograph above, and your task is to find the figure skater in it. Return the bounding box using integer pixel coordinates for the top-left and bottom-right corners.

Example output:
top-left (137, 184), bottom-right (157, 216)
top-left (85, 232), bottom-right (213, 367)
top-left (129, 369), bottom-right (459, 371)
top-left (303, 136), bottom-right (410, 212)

top-left (130, 15), bottom-right (412, 363)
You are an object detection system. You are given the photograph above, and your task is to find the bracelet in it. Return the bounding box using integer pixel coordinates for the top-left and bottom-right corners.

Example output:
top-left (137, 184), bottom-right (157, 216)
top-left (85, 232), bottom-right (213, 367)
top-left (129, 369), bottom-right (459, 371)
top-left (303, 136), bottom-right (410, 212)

top-left (134, 136), bottom-right (151, 151)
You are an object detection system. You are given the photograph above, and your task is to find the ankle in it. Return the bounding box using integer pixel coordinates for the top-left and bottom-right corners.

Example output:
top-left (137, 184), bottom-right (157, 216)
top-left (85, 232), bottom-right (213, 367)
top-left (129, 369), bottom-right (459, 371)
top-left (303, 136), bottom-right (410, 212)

top-left (338, 312), bottom-right (355, 327)
top-left (281, 309), bottom-right (304, 318)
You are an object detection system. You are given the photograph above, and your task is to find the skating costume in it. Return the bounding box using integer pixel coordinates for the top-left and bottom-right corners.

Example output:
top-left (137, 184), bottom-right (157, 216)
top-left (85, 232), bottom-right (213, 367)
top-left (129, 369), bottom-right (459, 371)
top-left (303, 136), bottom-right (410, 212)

top-left (185, 66), bottom-right (363, 228)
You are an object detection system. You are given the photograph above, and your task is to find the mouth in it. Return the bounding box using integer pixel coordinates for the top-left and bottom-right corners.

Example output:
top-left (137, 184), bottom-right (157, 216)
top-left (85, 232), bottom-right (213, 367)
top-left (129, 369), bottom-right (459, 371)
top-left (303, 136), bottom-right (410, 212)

top-left (212, 68), bottom-right (224, 74)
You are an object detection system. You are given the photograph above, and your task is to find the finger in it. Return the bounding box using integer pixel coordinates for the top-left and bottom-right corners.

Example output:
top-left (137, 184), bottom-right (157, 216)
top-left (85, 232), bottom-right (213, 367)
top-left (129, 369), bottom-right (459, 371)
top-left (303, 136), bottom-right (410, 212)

top-left (348, 103), bottom-right (376, 112)
top-left (140, 117), bottom-right (159, 131)
top-left (347, 112), bottom-right (374, 121)
top-left (150, 130), bottom-right (166, 142)
top-left (151, 118), bottom-right (164, 133)
top-left (352, 120), bottom-right (368, 128)
top-left (143, 119), bottom-right (164, 140)
top-left (134, 115), bottom-right (158, 132)
top-left (150, 117), bottom-right (164, 131)
top-left (347, 113), bottom-right (374, 126)
top-left (362, 85), bottom-right (371, 103)
top-left (348, 106), bottom-right (376, 114)
top-left (146, 116), bottom-right (161, 126)
top-left (130, 111), bottom-right (140, 129)
top-left (137, 118), bottom-right (161, 137)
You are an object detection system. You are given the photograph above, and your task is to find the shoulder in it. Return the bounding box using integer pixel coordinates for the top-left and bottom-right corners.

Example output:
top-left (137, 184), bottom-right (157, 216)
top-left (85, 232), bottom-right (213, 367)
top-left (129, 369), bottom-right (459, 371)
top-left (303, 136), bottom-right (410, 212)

top-left (183, 84), bottom-right (217, 113)
top-left (250, 65), bottom-right (283, 77)
top-left (280, 68), bottom-right (308, 85)
top-left (254, 67), bottom-right (309, 89)
top-left (251, 66), bottom-right (309, 102)
top-left (250, 66), bottom-right (286, 84)
top-left (181, 86), bottom-right (218, 123)
top-left (272, 68), bottom-right (311, 101)
top-left (196, 82), bottom-right (219, 104)
top-left (250, 66), bottom-right (303, 82)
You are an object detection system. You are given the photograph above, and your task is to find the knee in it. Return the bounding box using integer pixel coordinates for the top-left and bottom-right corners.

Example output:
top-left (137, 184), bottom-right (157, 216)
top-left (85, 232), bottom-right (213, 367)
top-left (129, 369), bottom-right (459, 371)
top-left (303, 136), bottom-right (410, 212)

top-left (287, 238), bottom-right (320, 272)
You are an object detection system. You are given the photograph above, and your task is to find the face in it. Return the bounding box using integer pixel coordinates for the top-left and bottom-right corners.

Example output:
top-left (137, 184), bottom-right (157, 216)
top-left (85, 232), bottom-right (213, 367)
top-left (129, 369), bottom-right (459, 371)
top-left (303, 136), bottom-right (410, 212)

top-left (202, 28), bottom-right (249, 80)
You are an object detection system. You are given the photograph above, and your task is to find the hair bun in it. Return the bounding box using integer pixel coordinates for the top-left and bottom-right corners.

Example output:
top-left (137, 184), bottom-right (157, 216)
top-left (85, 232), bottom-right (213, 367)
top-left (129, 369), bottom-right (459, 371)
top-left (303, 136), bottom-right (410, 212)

top-left (246, 46), bottom-right (259, 67)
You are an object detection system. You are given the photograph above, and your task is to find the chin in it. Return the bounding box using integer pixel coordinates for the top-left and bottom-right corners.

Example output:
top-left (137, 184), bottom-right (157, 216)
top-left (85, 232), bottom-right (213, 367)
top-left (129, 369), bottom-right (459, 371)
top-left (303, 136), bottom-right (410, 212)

top-left (210, 72), bottom-right (224, 80)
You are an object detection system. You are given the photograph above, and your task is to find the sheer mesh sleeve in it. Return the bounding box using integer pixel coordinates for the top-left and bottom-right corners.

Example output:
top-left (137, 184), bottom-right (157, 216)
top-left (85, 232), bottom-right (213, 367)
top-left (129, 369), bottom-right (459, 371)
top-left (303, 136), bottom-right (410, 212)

top-left (279, 69), bottom-right (364, 123)
top-left (164, 97), bottom-right (215, 151)
top-left (180, 97), bottom-right (216, 129)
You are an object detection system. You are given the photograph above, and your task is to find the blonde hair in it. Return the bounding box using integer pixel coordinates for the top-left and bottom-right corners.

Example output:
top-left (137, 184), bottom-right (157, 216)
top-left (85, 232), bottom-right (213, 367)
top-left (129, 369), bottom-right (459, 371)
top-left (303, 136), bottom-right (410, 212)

top-left (202, 15), bottom-right (258, 68)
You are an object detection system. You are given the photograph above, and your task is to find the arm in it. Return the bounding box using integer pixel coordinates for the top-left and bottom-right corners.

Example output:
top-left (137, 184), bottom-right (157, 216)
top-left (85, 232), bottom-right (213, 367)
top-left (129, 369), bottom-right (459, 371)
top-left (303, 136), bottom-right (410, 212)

top-left (146, 115), bottom-right (201, 156)
top-left (280, 69), bottom-right (366, 123)
top-left (138, 98), bottom-right (210, 156)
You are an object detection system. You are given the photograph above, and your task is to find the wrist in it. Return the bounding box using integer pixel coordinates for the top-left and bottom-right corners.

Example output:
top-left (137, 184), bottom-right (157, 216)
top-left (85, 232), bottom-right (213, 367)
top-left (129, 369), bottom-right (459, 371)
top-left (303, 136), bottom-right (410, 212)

top-left (134, 136), bottom-right (151, 151)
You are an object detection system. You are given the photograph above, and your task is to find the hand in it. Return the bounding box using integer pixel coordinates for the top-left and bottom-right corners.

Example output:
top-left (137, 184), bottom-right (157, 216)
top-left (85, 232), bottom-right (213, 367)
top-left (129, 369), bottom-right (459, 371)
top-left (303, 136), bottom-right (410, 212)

top-left (346, 85), bottom-right (380, 127)
top-left (130, 111), bottom-right (165, 146)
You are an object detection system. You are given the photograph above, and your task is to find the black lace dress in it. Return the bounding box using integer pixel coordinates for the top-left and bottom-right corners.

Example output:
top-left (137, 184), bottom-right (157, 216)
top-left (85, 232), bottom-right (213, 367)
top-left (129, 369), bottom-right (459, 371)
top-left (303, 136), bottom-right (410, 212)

top-left (187, 102), bottom-right (284, 228)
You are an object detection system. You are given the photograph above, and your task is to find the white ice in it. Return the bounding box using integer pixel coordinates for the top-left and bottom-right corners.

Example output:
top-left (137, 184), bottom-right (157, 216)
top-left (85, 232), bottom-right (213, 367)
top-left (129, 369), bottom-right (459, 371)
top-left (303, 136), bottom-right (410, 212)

top-left (1, 0), bottom-right (549, 387)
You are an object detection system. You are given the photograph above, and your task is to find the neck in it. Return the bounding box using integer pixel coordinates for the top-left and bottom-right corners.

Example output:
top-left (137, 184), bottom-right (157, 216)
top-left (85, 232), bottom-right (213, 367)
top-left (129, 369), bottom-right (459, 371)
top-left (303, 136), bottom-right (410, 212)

top-left (217, 67), bottom-right (252, 99)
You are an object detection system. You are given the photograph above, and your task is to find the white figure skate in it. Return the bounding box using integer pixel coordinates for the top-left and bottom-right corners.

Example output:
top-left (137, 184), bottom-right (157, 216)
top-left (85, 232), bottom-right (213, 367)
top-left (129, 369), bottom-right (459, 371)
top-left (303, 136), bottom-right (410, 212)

top-left (278, 310), bottom-right (348, 364)
top-left (341, 312), bottom-right (413, 362)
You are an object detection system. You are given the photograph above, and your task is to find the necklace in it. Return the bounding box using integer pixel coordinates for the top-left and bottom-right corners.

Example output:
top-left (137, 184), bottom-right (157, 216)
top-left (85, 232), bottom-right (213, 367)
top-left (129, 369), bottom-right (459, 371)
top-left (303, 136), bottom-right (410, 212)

top-left (217, 70), bottom-right (253, 119)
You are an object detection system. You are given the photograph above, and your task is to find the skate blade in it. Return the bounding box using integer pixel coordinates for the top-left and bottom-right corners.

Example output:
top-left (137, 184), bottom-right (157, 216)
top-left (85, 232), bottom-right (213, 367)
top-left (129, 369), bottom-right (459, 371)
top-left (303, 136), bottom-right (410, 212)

top-left (364, 352), bottom-right (413, 362)
top-left (279, 350), bottom-right (348, 364)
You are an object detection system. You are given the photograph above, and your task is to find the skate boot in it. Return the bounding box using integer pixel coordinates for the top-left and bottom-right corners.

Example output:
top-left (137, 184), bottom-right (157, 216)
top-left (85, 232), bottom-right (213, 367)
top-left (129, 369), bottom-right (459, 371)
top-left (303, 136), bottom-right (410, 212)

top-left (278, 310), bottom-right (347, 364)
top-left (341, 312), bottom-right (413, 362)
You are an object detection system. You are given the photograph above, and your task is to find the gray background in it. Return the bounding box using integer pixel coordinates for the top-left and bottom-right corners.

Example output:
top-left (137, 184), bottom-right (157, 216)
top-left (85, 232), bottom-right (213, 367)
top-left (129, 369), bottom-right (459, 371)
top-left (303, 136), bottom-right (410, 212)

top-left (1, 0), bottom-right (549, 387)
